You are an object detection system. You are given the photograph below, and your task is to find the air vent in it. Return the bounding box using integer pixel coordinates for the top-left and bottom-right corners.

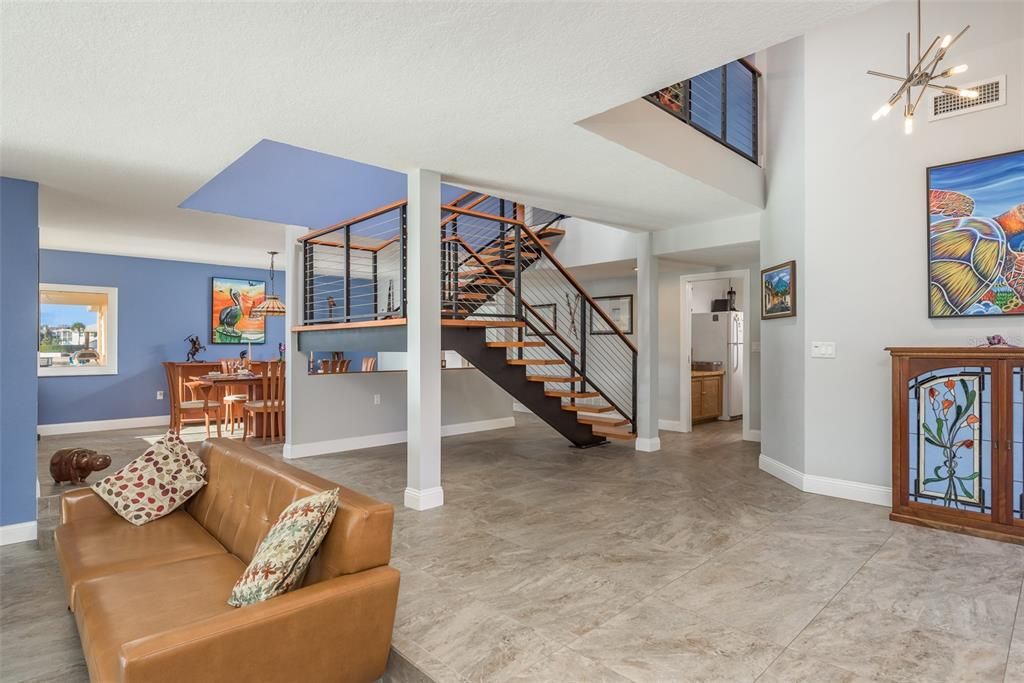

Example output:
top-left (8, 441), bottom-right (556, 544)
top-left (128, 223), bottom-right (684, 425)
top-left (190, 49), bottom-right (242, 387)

top-left (929, 76), bottom-right (1005, 121)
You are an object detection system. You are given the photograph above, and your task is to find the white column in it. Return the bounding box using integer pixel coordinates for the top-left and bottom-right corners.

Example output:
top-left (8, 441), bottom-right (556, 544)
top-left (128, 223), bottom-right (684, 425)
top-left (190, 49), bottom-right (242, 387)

top-left (283, 225), bottom-right (306, 459)
top-left (405, 169), bottom-right (444, 510)
top-left (635, 232), bottom-right (660, 452)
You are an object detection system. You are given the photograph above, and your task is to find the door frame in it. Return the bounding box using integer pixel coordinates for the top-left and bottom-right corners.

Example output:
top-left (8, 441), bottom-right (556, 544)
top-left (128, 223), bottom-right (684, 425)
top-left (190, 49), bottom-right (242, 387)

top-left (679, 269), bottom-right (754, 439)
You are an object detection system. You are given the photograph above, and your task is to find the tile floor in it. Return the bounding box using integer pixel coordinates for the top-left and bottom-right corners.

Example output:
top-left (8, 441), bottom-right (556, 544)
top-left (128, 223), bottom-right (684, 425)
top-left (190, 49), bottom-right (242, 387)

top-left (3, 416), bottom-right (1023, 682)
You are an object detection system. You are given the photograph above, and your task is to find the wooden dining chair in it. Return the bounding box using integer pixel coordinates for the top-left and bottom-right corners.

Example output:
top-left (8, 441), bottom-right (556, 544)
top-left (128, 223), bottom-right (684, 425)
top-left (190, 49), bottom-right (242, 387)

top-left (219, 359), bottom-right (250, 434)
top-left (163, 362), bottom-right (222, 438)
top-left (319, 358), bottom-right (351, 374)
top-left (243, 361), bottom-right (286, 444)
top-left (361, 356), bottom-right (377, 372)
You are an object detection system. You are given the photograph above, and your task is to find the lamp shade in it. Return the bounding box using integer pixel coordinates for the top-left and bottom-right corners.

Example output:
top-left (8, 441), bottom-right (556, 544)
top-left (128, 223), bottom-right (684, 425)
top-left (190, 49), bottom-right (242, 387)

top-left (251, 294), bottom-right (286, 317)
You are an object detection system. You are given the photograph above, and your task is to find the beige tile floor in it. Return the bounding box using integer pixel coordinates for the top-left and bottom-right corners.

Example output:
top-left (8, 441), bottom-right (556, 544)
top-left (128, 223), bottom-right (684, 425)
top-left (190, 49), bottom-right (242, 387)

top-left (3, 416), bottom-right (1023, 682)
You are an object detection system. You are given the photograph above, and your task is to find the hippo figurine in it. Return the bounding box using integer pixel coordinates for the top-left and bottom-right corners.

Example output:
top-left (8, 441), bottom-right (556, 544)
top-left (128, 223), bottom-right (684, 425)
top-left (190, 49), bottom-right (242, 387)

top-left (49, 448), bottom-right (112, 485)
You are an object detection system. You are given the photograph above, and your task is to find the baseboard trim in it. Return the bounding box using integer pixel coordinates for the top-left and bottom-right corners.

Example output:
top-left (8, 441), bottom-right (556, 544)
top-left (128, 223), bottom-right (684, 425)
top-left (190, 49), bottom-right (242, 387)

top-left (37, 415), bottom-right (169, 436)
top-left (512, 402), bottom-right (533, 414)
top-left (0, 521), bottom-right (38, 546)
top-left (758, 453), bottom-right (890, 507)
top-left (404, 486), bottom-right (444, 511)
top-left (635, 436), bottom-right (662, 452)
top-left (743, 428), bottom-right (762, 442)
top-left (283, 416), bottom-right (516, 459)
top-left (658, 420), bottom-right (685, 432)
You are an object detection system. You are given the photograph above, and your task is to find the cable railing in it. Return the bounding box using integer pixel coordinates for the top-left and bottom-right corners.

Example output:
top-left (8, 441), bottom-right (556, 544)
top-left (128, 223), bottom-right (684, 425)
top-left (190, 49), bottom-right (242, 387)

top-left (645, 57), bottom-right (760, 164)
top-left (297, 191), bottom-right (638, 431)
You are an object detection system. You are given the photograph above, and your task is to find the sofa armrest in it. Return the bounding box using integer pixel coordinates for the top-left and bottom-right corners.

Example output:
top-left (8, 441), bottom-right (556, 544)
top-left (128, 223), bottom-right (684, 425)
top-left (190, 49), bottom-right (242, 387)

top-left (61, 488), bottom-right (116, 525)
top-left (119, 566), bottom-right (400, 683)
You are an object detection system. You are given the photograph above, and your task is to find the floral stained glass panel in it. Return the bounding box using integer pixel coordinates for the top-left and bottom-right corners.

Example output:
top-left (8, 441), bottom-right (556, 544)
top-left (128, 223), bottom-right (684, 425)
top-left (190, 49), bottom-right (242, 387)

top-left (908, 367), bottom-right (991, 514)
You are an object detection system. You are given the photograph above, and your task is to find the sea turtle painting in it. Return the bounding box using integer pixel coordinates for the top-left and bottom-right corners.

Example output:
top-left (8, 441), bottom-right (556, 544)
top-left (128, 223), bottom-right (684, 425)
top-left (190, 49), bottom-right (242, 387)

top-left (928, 150), bottom-right (1024, 317)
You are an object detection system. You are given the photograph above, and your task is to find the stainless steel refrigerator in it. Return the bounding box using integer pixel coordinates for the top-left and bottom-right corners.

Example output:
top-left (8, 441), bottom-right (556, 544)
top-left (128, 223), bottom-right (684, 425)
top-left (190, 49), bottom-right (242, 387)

top-left (691, 312), bottom-right (743, 419)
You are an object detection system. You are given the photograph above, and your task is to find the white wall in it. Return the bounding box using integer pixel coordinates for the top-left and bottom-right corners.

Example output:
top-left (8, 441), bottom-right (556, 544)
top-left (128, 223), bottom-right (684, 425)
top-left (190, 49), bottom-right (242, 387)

top-left (761, 0), bottom-right (1024, 490)
top-left (688, 277), bottom-right (742, 314)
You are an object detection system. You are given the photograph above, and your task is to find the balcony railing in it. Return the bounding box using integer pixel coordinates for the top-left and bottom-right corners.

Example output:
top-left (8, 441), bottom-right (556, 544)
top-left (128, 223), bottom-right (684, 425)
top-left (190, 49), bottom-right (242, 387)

top-left (645, 58), bottom-right (760, 164)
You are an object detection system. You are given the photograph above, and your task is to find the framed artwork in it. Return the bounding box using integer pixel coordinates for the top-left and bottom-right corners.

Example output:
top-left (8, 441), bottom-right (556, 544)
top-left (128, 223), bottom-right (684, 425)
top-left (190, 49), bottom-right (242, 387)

top-left (527, 303), bottom-right (558, 336)
top-left (761, 261), bottom-right (796, 319)
top-left (927, 149), bottom-right (1024, 317)
top-left (590, 295), bottom-right (633, 335)
top-left (211, 277), bottom-right (266, 344)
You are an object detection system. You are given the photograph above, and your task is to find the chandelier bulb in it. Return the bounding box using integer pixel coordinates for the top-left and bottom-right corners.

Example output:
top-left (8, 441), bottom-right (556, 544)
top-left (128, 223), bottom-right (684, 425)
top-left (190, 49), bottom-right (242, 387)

top-left (940, 34), bottom-right (953, 49)
top-left (904, 115), bottom-right (914, 135)
top-left (949, 64), bottom-right (968, 75)
top-left (872, 103), bottom-right (894, 121)
top-left (957, 89), bottom-right (979, 99)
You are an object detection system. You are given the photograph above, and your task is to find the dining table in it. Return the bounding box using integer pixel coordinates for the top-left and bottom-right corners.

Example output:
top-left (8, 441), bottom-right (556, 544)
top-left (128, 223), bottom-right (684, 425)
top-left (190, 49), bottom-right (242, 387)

top-left (192, 371), bottom-right (282, 439)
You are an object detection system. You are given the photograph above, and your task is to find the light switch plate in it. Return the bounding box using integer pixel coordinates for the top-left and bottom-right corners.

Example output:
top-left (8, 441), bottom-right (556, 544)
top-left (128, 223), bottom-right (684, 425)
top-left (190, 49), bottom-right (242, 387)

top-left (811, 341), bottom-right (837, 359)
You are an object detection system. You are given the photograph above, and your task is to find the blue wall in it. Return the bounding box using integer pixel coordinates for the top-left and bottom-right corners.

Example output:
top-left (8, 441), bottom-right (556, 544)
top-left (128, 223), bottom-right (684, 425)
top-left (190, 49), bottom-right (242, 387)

top-left (1, 178), bottom-right (40, 527)
top-left (38, 250), bottom-right (285, 425)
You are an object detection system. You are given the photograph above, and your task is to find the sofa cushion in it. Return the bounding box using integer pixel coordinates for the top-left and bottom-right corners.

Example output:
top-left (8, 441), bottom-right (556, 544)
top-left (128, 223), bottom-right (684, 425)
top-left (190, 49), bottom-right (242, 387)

top-left (74, 553), bottom-right (245, 683)
top-left (92, 441), bottom-right (206, 525)
top-left (56, 510), bottom-right (227, 608)
top-left (155, 430), bottom-right (208, 478)
top-left (228, 489), bottom-right (339, 607)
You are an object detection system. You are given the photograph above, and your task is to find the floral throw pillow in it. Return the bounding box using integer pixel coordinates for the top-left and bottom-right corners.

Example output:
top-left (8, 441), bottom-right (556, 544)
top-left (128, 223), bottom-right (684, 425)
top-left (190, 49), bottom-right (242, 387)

top-left (91, 442), bottom-right (206, 526)
top-left (154, 430), bottom-right (208, 479)
top-left (228, 488), bottom-right (340, 607)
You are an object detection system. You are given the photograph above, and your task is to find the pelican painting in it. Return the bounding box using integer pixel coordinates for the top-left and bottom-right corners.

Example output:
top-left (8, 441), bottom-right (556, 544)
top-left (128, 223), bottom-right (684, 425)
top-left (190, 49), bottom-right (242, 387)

top-left (211, 277), bottom-right (266, 343)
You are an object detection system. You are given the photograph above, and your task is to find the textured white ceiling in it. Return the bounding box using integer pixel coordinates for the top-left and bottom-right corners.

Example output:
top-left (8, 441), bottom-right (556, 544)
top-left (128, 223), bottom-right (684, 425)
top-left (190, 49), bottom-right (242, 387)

top-left (1, 1), bottom-right (878, 265)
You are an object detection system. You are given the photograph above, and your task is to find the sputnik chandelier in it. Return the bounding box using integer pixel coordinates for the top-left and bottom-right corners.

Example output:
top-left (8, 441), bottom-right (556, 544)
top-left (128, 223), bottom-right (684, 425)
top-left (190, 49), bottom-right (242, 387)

top-left (867, 0), bottom-right (975, 134)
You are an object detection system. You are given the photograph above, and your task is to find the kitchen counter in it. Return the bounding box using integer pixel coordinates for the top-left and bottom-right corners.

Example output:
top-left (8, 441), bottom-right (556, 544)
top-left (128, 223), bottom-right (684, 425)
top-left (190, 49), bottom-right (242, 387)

top-left (691, 370), bottom-right (725, 378)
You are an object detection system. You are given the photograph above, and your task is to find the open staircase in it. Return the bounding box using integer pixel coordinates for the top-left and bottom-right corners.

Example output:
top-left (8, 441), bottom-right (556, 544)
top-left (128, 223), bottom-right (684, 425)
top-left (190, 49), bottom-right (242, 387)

top-left (296, 192), bottom-right (638, 447)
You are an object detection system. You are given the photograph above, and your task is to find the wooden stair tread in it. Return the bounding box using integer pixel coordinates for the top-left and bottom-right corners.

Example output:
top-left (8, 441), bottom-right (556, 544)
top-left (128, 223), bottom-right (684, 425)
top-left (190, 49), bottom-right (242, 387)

top-left (576, 415), bottom-right (630, 427)
top-left (537, 227), bottom-right (566, 236)
top-left (486, 341), bottom-right (546, 348)
top-left (461, 265), bottom-right (515, 277)
top-left (545, 390), bottom-right (601, 399)
top-left (561, 403), bottom-right (615, 413)
top-left (441, 319), bottom-right (524, 328)
top-left (462, 277), bottom-right (504, 287)
top-left (527, 374), bottom-right (583, 383)
top-left (506, 358), bottom-right (566, 366)
top-left (590, 425), bottom-right (636, 440)
top-left (452, 292), bottom-right (490, 300)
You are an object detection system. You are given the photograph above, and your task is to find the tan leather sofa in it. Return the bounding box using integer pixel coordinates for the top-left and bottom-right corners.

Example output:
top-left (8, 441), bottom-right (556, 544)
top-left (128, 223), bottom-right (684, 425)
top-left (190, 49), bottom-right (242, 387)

top-left (55, 438), bottom-right (399, 683)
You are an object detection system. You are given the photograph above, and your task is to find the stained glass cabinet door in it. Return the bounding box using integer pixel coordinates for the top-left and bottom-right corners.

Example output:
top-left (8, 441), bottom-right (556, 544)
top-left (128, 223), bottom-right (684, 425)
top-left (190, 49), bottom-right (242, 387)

top-left (889, 348), bottom-right (1023, 544)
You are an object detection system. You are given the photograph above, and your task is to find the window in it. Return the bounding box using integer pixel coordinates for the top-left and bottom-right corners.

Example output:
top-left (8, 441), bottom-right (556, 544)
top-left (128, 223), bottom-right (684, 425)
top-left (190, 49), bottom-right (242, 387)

top-left (645, 58), bottom-right (760, 164)
top-left (38, 284), bottom-right (117, 376)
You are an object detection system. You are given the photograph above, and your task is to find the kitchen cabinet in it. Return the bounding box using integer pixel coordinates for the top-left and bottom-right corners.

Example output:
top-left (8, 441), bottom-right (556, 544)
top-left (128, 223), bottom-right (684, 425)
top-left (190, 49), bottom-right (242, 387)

top-left (691, 371), bottom-right (724, 423)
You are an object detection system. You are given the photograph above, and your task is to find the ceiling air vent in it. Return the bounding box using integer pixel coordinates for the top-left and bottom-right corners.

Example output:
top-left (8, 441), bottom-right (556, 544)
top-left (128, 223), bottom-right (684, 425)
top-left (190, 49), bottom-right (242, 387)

top-left (929, 76), bottom-right (1005, 121)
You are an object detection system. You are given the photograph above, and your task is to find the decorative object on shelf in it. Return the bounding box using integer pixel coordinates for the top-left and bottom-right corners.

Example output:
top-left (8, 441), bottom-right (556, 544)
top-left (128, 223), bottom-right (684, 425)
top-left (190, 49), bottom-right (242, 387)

top-left (239, 349), bottom-right (248, 361)
top-left (326, 296), bottom-right (337, 319)
top-left (527, 303), bottom-right (558, 337)
top-left (250, 251), bottom-right (286, 318)
top-left (928, 149), bottom-right (1024, 317)
top-left (760, 261), bottom-right (796, 319)
top-left (591, 295), bottom-right (633, 335)
top-left (49, 448), bottom-right (111, 485)
top-left (888, 346), bottom-right (1024, 544)
top-left (867, 0), bottom-right (975, 134)
top-left (979, 335), bottom-right (1018, 347)
top-left (211, 277), bottom-right (266, 343)
top-left (565, 293), bottom-right (581, 338)
top-left (185, 334), bottom-right (206, 362)
top-left (278, 342), bottom-right (286, 362)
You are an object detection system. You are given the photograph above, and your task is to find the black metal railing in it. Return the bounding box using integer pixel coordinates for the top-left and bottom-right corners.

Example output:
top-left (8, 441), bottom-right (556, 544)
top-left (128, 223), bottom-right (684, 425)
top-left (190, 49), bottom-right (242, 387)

top-left (298, 201), bottom-right (407, 325)
top-left (645, 58), bottom-right (759, 164)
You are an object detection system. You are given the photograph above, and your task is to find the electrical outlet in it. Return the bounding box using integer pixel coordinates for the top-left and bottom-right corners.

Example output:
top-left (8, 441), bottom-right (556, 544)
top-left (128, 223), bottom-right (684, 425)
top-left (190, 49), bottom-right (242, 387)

top-left (156, 391), bottom-right (164, 400)
top-left (373, 394), bottom-right (381, 405)
top-left (810, 341), bottom-right (837, 359)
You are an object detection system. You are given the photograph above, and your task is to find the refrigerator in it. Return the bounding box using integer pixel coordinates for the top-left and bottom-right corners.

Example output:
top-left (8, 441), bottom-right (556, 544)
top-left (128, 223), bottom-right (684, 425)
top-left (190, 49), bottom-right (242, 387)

top-left (691, 312), bottom-right (744, 419)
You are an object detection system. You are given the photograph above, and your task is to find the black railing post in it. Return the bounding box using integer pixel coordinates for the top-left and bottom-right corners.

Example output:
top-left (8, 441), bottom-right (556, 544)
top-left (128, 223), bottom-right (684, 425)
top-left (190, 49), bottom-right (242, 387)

top-left (514, 222), bottom-right (523, 356)
top-left (682, 79), bottom-right (691, 123)
top-left (371, 250), bottom-right (379, 320)
top-left (344, 224), bottom-right (352, 322)
top-left (451, 217), bottom-right (459, 313)
top-left (399, 205), bottom-right (408, 318)
top-left (631, 350), bottom-right (638, 434)
top-left (720, 64), bottom-right (728, 140)
top-left (579, 305), bottom-right (587, 392)
top-left (751, 71), bottom-right (759, 160)
top-left (303, 241), bottom-right (313, 324)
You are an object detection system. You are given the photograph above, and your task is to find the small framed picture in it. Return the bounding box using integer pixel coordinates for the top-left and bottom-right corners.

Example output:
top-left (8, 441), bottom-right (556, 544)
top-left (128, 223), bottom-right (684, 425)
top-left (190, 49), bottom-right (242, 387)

top-left (527, 303), bottom-right (558, 336)
top-left (591, 295), bottom-right (633, 335)
top-left (761, 261), bottom-right (796, 319)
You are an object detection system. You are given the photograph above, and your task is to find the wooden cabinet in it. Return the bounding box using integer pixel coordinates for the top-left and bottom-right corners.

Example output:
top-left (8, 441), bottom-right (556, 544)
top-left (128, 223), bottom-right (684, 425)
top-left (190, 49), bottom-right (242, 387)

top-left (888, 347), bottom-right (1024, 545)
top-left (691, 371), bottom-right (724, 423)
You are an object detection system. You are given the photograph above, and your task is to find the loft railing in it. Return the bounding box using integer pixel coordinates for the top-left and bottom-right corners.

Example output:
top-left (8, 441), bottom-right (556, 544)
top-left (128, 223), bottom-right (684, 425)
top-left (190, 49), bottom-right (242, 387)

top-left (438, 194), bottom-right (638, 431)
top-left (296, 191), bottom-right (639, 431)
top-left (645, 57), bottom-right (760, 163)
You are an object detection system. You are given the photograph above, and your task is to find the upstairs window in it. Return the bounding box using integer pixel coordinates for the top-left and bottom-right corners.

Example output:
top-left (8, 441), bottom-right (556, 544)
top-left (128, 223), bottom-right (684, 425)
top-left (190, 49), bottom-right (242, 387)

top-left (38, 284), bottom-right (118, 376)
top-left (645, 58), bottom-right (760, 164)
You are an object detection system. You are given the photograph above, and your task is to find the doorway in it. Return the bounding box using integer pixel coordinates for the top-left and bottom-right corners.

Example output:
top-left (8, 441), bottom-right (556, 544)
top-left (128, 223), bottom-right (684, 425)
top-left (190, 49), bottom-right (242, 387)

top-left (679, 270), bottom-right (754, 439)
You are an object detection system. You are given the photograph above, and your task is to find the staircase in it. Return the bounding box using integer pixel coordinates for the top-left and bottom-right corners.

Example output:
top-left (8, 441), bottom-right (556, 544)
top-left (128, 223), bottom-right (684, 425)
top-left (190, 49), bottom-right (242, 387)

top-left (296, 192), bottom-right (638, 447)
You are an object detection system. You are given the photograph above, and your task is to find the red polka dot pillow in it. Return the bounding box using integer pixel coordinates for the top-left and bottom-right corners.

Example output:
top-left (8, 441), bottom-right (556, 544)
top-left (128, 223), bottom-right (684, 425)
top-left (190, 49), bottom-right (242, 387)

top-left (91, 441), bottom-right (206, 526)
top-left (228, 488), bottom-right (340, 607)
top-left (154, 430), bottom-right (208, 479)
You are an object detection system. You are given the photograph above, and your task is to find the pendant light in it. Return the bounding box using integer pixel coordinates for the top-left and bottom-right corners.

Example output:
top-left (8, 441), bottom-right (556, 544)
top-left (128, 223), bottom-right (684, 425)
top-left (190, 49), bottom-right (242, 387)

top-left (251, 251), bottom-right (286, 318)
top-left (867, 0), bottom-right (974, 134)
